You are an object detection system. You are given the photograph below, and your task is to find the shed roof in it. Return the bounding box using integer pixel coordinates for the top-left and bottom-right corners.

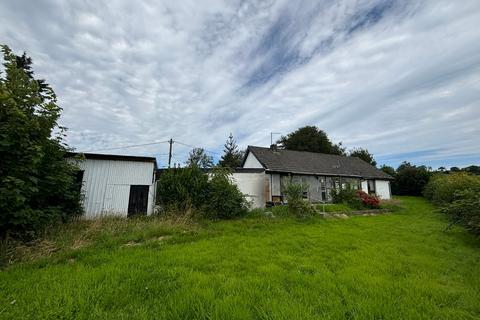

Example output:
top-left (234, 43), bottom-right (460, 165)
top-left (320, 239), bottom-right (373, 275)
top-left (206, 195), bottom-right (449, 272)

top-left (243, 146), bottom-right (393, 180)
top-left (67, 152), bottom-right (157, 169)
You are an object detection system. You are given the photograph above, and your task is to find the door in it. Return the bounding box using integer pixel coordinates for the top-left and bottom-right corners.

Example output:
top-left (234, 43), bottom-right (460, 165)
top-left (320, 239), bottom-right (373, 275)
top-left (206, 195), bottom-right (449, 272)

top-left (128, 185), bottom-right (149, 216)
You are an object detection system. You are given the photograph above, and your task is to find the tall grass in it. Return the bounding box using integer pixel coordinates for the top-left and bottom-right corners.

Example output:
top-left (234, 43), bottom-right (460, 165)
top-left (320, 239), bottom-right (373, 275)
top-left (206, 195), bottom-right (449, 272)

top-left (0, 197), bottom-right (479, 319)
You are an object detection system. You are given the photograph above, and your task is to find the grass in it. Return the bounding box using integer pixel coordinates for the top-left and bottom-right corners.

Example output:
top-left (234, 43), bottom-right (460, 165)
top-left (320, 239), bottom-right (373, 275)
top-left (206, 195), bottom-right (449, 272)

top-left (316, 203), bottom-right (353, 212)
top-left (0, 197), bottom-right (479, 319)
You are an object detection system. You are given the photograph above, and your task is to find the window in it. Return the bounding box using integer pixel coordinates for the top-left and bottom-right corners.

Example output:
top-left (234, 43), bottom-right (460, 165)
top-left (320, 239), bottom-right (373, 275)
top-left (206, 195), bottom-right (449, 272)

top-left (367, 180), bottom-right (376, 194)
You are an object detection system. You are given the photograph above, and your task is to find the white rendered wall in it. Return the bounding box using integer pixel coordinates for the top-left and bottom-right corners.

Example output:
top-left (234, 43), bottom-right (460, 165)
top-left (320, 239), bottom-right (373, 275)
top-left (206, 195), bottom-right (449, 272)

top-left (231, 172), bottom-right (266, 208)
top-left (375, 180), bottom-right (391, 200)
top-left (77, 159), bottom-right (156, 217)
top-left (243, 152), bottom-right (264, 168)
top-left (361, 180), bottom-right (368, 193)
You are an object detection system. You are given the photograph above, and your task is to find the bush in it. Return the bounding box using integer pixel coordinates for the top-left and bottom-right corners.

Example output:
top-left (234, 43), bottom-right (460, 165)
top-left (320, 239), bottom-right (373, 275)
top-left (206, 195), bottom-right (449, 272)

top-left (330, 186), bottom-right (363, 209)
top-left (283, 182), bottom-right (315, 218)
top-left (393, 162), bottom-right (431, 196)
top-left (205, 168), bottom-right (249, 219)
top-left (424, 173), bottom-right (480, 204)
top-left (355, 191), bottom-right (380, 209)
top-left (156, 166), bottom-right (209, 210)
top-left (442, 189), bottom-right (480, 236)
top-left (156, 167), bottom-right (248, 220)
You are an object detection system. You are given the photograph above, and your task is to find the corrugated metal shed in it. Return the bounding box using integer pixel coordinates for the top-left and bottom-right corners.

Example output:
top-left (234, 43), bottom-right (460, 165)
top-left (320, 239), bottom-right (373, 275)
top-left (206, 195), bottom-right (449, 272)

top-left (72, 153), bottom-right (157, 217)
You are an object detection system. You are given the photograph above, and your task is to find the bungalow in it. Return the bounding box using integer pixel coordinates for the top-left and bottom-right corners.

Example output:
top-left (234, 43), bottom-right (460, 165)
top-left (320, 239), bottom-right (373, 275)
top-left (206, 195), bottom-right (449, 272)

top-left (231, 146), bottom-right (393, 208)
top-left (69, 153), bottom-right (157, 217)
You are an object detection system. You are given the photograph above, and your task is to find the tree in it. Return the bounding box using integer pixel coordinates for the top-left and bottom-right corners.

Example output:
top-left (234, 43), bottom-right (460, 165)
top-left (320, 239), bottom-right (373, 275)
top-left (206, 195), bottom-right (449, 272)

top-left (380, 165), bottom-right (396, 177)
top-left (349, 148), bottom-right (377, 166)
top-left (186, 148), bottom-right (214, 168)
top-left (219, 133), bottom-right (244, 168)
top-left (0, 45), bottom-right (82, 237)
top-left (277, 126), bottom-right (345, 155)
top-left (393, 162), bottom-right (431, 196)
top-left (450, 167), bottom-right (461, 172)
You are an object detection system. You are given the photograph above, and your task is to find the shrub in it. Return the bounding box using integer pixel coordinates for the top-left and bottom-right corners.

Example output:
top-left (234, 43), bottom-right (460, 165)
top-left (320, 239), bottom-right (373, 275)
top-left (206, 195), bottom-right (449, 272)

top-left (283, 182), bottom-right (315, 217)
top-left (330, 184), bottom-right (366, 209)
top-left (156, 167), bottom-right (248, 220)
top-left (156, 166), bottom-right (209, 210)
top-left (205, 168), bottom-right (249, 219)
top-left (442, 189), bottom-right (480, 236)
top-left (424, 173), bottom-right (480, 204)
top-left (393, 162), bottom-right (431, 196)
top-left (356, 191), bottom-right (380, 209)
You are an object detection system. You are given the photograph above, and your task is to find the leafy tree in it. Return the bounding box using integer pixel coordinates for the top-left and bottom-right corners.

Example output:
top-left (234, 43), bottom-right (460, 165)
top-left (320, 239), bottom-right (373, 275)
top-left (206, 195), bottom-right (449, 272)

top-left (349, 148), bottom-right (377, 166)
top-left (219, 133), bottom-right (244, 168)
top-left (0, 45), bottom-right (82, 238)
top-left (380, 165), bottom-right (396, 177)
top-left (186, 148), bottom-right (214, 168)
top-left (277, 126), bottom-right (345, 155)
top-left (393, 162), bottom-right (431, 196)
top-left (463, 165), bottom-right (480, 175)
top-left (450, 167), bottom-right (461, 172)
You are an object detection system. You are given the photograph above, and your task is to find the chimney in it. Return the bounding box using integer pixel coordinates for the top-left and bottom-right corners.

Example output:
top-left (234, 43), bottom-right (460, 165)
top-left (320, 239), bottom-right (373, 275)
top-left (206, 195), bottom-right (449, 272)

top-left (270, 144), bottom-right (278, 151)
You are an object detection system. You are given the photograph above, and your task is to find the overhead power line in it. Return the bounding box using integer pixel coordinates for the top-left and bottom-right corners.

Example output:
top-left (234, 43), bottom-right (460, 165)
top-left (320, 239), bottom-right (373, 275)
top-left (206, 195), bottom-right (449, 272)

top-left (82, 140), bottom-right (170, 152)
top-left (174, 140), bottom-right (220, 155)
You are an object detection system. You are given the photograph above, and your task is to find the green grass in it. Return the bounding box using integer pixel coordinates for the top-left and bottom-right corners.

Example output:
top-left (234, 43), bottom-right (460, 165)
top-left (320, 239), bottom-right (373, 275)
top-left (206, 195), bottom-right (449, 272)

top-left (316, 203), bottom-right (353, 212)
top-left (1, 197), bottom-right (479, 319)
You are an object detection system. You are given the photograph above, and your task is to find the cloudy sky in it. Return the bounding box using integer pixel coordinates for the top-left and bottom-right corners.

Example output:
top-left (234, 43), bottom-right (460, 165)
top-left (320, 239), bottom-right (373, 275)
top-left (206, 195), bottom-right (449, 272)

top-left (1, 0), bottom-right (479, 168)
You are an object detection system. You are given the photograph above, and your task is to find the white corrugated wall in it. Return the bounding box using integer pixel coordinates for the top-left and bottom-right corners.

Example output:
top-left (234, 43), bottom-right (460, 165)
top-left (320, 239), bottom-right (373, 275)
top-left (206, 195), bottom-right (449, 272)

top-left (77, 159), bottom-right (155, 217)
top-left (231, 172), bottom-right (266, 208)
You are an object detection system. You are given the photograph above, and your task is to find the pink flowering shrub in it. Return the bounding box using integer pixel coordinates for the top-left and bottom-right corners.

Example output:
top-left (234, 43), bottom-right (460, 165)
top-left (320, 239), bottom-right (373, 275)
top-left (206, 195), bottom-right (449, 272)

top-left (356, 191), bottom-right (380, 209)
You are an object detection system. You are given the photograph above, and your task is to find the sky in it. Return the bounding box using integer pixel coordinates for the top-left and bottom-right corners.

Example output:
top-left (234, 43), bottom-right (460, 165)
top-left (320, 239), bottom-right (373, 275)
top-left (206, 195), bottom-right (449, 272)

top-left (1, 0), bottom-right (479, 169)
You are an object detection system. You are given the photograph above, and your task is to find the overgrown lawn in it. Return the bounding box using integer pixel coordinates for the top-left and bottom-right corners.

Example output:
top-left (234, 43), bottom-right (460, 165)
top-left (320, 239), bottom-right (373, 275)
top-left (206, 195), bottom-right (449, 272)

top-left (0, 197), bottom-right (479, 319)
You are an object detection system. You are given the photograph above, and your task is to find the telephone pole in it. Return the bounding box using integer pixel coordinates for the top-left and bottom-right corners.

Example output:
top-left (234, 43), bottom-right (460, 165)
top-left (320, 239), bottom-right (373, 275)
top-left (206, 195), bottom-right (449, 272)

top-left (168, 138), bottom-right (173, 168)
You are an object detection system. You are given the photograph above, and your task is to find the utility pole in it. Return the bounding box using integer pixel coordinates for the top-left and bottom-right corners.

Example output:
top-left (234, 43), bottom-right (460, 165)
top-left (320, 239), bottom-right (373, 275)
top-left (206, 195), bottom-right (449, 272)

top-left (168, 138), bottom-right (173, 168)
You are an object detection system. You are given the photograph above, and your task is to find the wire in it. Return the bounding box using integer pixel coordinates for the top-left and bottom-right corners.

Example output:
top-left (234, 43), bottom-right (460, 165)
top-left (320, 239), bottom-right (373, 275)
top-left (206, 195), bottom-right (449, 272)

top-left (174, 140), bottom-right (220, 155)
top-left (82, 140), bottom-right (170, 152)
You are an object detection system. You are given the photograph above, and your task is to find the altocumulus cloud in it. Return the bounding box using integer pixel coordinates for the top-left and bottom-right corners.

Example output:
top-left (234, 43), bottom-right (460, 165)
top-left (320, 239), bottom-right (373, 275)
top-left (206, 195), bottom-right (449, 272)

top-left (1, 0), bottom-right (479, 168)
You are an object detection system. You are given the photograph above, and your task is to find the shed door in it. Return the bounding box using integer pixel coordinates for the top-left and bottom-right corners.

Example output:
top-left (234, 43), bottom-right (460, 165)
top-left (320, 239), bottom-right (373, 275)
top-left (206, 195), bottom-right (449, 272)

top-left (128, 185), bottom-right (149, 216)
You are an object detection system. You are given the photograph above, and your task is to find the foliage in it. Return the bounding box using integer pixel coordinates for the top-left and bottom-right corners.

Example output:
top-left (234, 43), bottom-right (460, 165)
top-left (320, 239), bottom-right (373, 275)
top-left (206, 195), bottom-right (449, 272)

top-left (330, 185), bottom-right (380, 209)
top-left (283, 182), bottom-right (315, 217)
top-left (218, 133), bottom-right (244, 168)
top-left (156, 167), bottom-right (248, 220)
top-left (380, 165), bottom-right (396, 177)
top-left (441, 189), bottom-right (480, 236)
top-left (1, 197), bottom-right (480, 319)
top-left (277, 126), bottom-right (345, 155)
top-left (185, 148), bottom-right (214, 168)
top-left (349, 148), bottom-right (377, 166)
top-left (393, 162), bottom-right (431, 196)
top-left (356, 190), bottom-right (380, 209)
top-left (204, 168), bottom-right (249, 219)
top-left (0, 45), bottom-right (82, 238)
top-left (156, 166), bottom-right (209, 210)
top-left (424, 173), bottom-right (480, 204)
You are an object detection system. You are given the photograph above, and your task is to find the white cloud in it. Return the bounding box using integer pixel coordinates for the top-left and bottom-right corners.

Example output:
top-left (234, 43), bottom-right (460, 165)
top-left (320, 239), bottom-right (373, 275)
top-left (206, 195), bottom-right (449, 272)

top-left (1, 0), bottom-right (479, 168)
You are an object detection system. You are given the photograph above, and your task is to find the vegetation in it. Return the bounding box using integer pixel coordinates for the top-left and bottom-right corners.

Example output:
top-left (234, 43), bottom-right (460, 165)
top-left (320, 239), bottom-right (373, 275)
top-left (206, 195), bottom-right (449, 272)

top-left (156, 167), bottom-right (248, 219)
top-left (391, 162), bottom-right (431, 196)
top-left (424, 173), bottom-right (480, 236)
top-left (1, 197), bottom-right (479, 319)
top-left (330, 185), bottom-right (380, 209)
top-left (186, 148), bottom-right (214, 168)
top-left (277, 126), bottom-right (346, 155)
top-left (424, 173), bottom-right (480, 204)
top-left (282, 182), bottom-right (315, 217)
top-left (0, 45), bottom-right (82, 238)
top-left (348, 148), bottom-right (376, 166)
top-left (218, 133), bottom-right (244, 168)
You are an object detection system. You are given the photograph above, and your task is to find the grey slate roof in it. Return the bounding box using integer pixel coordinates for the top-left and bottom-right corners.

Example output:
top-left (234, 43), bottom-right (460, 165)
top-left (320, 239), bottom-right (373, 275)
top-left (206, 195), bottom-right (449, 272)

top-left (244, 146), bottom-right (393, 180)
